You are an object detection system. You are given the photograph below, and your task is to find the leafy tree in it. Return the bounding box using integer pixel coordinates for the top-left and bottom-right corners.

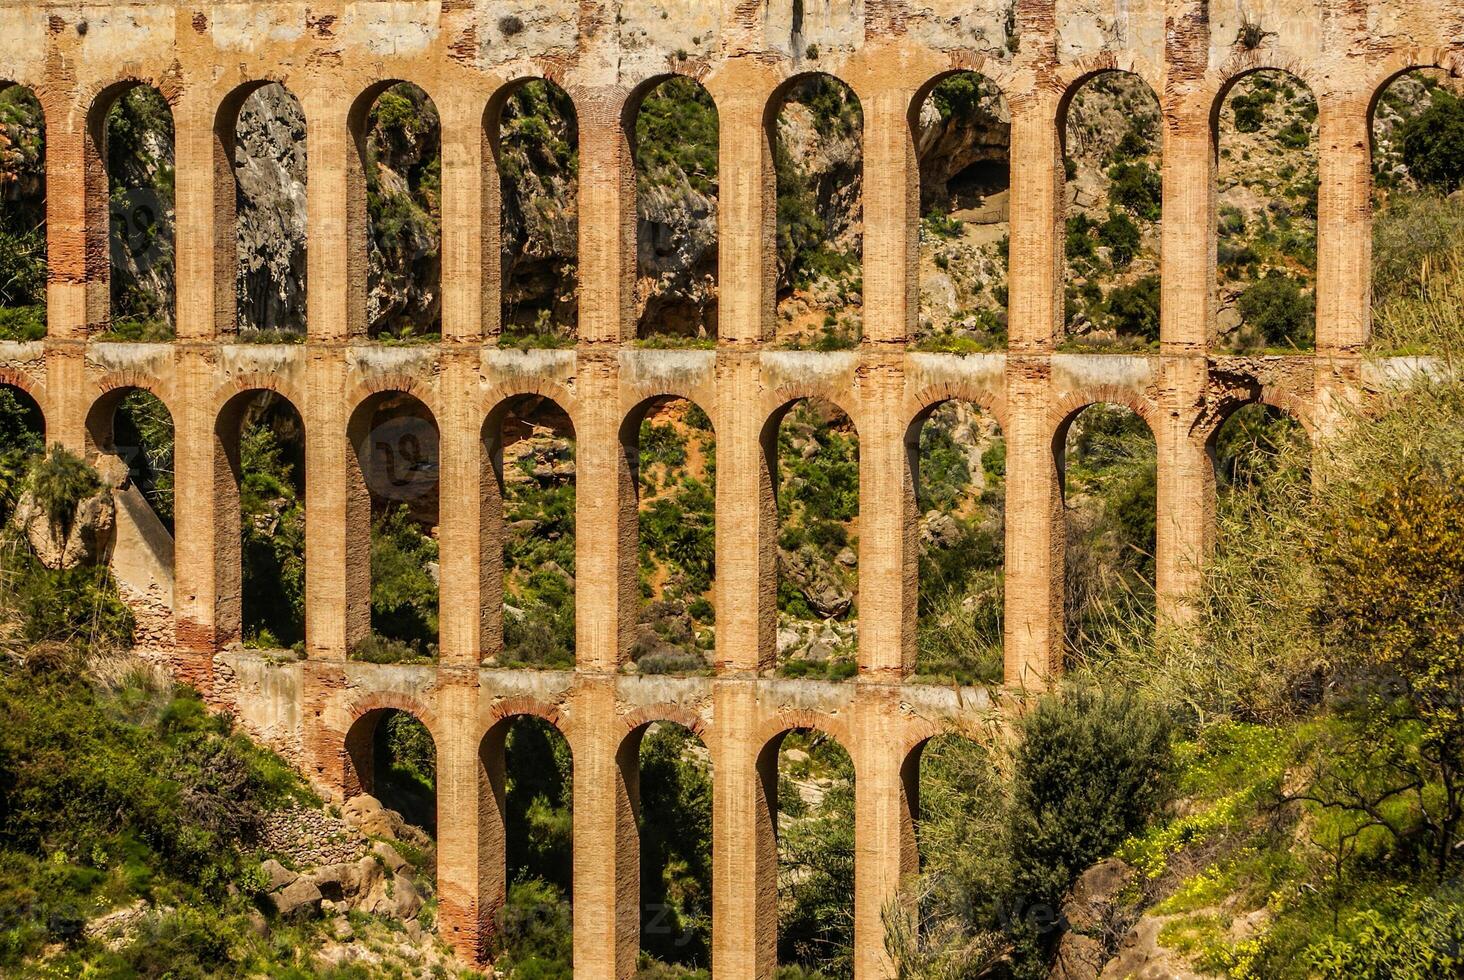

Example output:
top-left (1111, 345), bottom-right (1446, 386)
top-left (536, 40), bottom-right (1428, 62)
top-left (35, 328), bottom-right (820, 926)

top-left (367, 505), bottom-right (439, 655)
top-left (1398, 89), bottom-right (1464, 192)
top-left (1238, 269), bottom-right (1315, 348)
top-left (1106, 160), bottom-right (1161, 221)
top-left (1105, 274), bottom-right (1160, 342)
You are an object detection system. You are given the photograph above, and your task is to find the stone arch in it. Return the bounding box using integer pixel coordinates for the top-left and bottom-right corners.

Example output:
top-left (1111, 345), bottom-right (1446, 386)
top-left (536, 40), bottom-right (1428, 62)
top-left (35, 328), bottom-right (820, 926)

top-left (1363, 50), bottom-right (1460, 130)
top-left (487, 75), bottom-right (580, 344)
top-left (214, 386), bottom-right (307, 648)
top-left (0, 81), bottom-right (47, 335)
top-left (0, 367), bottom-right (47, 424)
top-left (476, 709), bottom-right (576, 960)
top-left (85, 376), bottom-right (177, 456)
top-left (1055, 63), bottom-right (1163, 152)
top-left (482, 392), bottom-right (577, 668)
top-left (347, 79), bottom-right (444, 340)
top-left (213, 79), bottom-right (308, 338)
top-left (765, 71), bottom-right (866, 347)
top-left (627, 71), bottom-right (721, 342)
top-left (1049, 388), bottom-right (1157, 458)
top-left (212, 371), bottom-right (306, 419)
top-left (341, 699), bottom-right (440, 842)
top-left (85, 78), bottom-right (178, 339)
top-left (618, 711), bottom-right (716, 970)
top-left (346, 387), bottom-right (442, 659)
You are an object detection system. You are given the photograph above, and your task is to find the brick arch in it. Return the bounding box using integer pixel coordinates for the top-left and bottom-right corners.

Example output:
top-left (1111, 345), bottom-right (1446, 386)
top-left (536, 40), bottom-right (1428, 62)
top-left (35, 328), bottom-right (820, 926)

top-left (1197, 392), bottom-right (1316, 451)
top-left (213, 372), bottom-right (306, 418)
top-left (348, 75), bottom-right (446, 127)
top-left (905, 381), bottom-right (1009, 438)
top-left (1207, 60), bottom-right (1323, 141)
top-left (761, 383), bottom-right (862, 437)
top-left (620, 389), bottom-right (718, 446)
top-left (485, 71), bottom-right (578, 145)
top-left (482, 381), bottom-right (578, 432)
top-left (340, 692), bottom-right (441, 802)
top-left (908, 57), bottom-right (1020, 123)
top-left (482, 694), bottom-right (571, 742)
top-left (90, 371), bottom-right (178, 420)
top-left (80, 72), bottom-right (183, 122)
top-left (623, 69), bottom-right (720, 131)
top-left (346, 375), bottom-right (442, 424)
top-left (755, 709), bottom-right (853, 759)
top-left (0, 366), bottom-right (46, 414)
top-left (1054, 60), bottom-right (1164, 135)
top-left (1048, 387), bottom-right (1158, 438)
top-left (620, 704), bottom-right (711, 742)
top-left (344, 690), bottom-right (442, 743)
top-left (765, 69), bottom-right (866, 130)
top-left (1364, 53), bottom-right (1462, 134)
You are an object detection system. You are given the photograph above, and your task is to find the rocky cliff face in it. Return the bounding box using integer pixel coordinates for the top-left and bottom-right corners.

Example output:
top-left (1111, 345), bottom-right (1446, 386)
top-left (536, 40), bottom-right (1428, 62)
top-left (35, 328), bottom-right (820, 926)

top-left (234, 84), bottom-right (308, 336)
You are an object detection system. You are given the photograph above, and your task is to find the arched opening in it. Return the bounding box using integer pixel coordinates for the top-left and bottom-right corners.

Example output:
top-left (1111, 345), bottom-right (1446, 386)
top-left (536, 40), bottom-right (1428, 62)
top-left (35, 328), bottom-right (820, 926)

top-left (0, 383), bottom-right (44, 523)
top-left (216, 390), bottom-right (306, 650)
top-left (899, 732), bottom-right (1006, 966)
top-left (1369, 67), bottom-right (1464, 351)
top-left (771, 74), bottom-right (864, 350)
top-left (628, 396), bottom-right (715, 674)
top-left (762, 727), bottom-right (856, 977)
top-left (222, 82), bottom-right (308, 341)
top-left (347, 391), bottom-right (440, 662)
top-left (632, 76), bottom-right (719, 345)
top-left (1215, 69), bottom-right (1318, 352)
top-left (1209, 402), bottom-right (1310, 512)
top-left (101, 85), bottom-right (176, 342)
top-left (769, 398), bottom-right (859, 679)
top-left (0, 85), bottom-right (47, 341)
top-left (480, 715), bottom-right (575, 973)
top-left (913, 72), bottom-right (1011, 352)
top-left (345, 707), bottom-right (438, 835)
top-left (494, 79), bottom-right (579, 348)
top-left (85, 387), bottom-right (176, 635)
top-left (356, 82), bottom-right (442, 342)
top-left (1061, 71), bottom-right (1162, 351)
top-left (910, 400), bottom-right (1005, 684)
top-left (630, 721), bottom-right (713, 970)
top-left (1059, 403), bottom-right (1156, 662)
top-left (486, 395), bottom-right (576, 668)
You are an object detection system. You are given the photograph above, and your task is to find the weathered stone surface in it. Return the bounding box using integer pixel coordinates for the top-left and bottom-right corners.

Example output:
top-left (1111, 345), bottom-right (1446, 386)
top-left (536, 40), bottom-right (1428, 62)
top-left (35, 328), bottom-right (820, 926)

top-left (271, 878), bottom-right (323, 921)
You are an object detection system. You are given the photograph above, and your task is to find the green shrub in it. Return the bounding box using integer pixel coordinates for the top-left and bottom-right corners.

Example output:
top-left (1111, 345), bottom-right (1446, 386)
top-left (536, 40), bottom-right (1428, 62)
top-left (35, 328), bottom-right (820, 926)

top-left (367, 505), bottom-right (439, 656)
top-left (1098, 209), bottom-right (1141, 269)
top-left (1106, 274), bottom-right (1161, 342)
top-left (1106, 161), bottom-right (1161, 221)
top-left (1398, 88), bottom-right (1464, 192)
top-left (1237, 269), bottom-right (1315, 348)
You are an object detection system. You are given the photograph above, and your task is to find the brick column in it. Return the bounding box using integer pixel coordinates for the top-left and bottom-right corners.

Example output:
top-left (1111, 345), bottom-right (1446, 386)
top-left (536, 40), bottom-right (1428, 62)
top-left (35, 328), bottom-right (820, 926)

top-left (435, 677), bottom-right (485, 961)
top-left (1153, 357), bottom-right (1209, 624)
top-left (1006, 86), bottom-right (1062, 352)
top-left (169, 349), bottom-right (225, 657)
top-left (1003, 359), bottom-right (1061, 686)
top-left (714, 352), bottom-right (778, 673)
top-left (42, 86), bottom-right (90, 447)
top-left (574, 87), bottom-right (635, 344)
top-left (711, 680), bottom-right (778, 978)
top-left (437, 349), bottom-right (486, 666)
top-left (852, 689), bottom-right (919, 979)
top-left (709, 61), bottom-right (777, 344)
top-left (572, 680), bottom-right (640, 979)
top-left (1315, 90), bottom-right (1371, 355)
top-left (857, 356), bottom-right (916, 678)
top-left (860, 81), bottom-right (919, 345)
top-left (173, 93), bottom-right (216, 341)
top-left (439, 89), bottom-right (487, 344)
top-left (304, 347), bottom-right (358, 659)
top-left (575, 353), bottom-right (637, 670)
top-left (306, 93), bottom-right (354, 343)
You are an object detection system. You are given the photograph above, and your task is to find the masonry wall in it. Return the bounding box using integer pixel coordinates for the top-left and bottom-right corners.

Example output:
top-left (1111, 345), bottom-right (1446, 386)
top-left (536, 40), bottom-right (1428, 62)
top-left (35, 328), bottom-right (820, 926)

top-left (0, 0), bottom-right (1456, 976)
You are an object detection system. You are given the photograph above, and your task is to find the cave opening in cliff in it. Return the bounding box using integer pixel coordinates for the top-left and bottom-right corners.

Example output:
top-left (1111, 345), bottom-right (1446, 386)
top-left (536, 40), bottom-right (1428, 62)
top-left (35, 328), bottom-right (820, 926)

top-left (1058, 402), bottom-right (1156, 662)
top-left (0, 383), bottom-right (43, 525)
top-left (630, 721), bottom-right (713, 970)
top-left (99, 84), bottom-right (176, 342)
top-left (217, 389), bottom-right (306, 650)
top-left (766, 396), bottom-right (859, 679)
top-left (1216, 68), bottom-right (1317, 353)
top-left (356, 82), bottom-right (442, 342)
top-left (913, 72), bottom-right (1011, 353)
top-left (624, 395), bottom-right (715, 674)
top-left (480, 714), bottom-right (574, 964)
top-left (347, 707), bottom-right (437, 840)
top-left (910, 399), bottom-right (1005, 684)
top-left (224, 82), bottom-right (308, 340)
top-left (631, 76), bottom-right (719, 345)
top-left (1060, 71), bottom-right (1162, 352)
top-left (485, 394), bottom-right (576, 669)
top-left (1369, 67), bottom-right (1464, 353)
top-left (0, 84), bottom-right (46, 343)
top-left (763, 726), bottom-right (855, 977)
top-left (347, 390), bottom-right (440, 663)
top-left (493, 78), bottom-right (579, 348)
top-left (770, 74), bottom-right (864, 349)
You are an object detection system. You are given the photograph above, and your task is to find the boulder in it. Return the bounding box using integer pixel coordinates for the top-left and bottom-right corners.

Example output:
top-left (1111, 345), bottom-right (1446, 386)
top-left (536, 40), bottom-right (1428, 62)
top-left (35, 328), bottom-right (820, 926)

top-left (342, 794), bottom-right (398, 839)
top-left (10, 466), bottom-right (119, 571)
top-left (260, 858), bottom-right (297, 893)
top-left (270, 877), bottom-right (323, 921)
top-left (372, 840), bottom-right (409, 874)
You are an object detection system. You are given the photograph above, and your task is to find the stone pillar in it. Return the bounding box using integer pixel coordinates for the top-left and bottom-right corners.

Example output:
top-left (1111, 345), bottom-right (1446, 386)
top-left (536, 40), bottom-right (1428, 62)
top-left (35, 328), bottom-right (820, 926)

top-left (1153, 357), bottom-right (1210, 624)
top-left (437, 348), bottom-right (486, 667)
top-left (857, 356), bottom-right (916, 678)
top-left (435, 676), bottom-right (484, 961)
top-left (1006, 86), bottom-right (1062, 352)
top-left (852, 689), bottom-right (919, 979)
top-left (1316, 90), bottom-right (1371, 355)
top-left (304, 347), bottom-right (359, 660)
top-left (714, 352), bottom-right (777, 673)
top-left (572, 680), bottom-right (640, 979)
top-left (439, 89), bottom-right (487, 344)
top-left (1003, 359), bottom-right (1061, 687)
top-left (306, 93), bottom-right (355, 343)
top-left (574, 87), bottom-right (635, 345)
top-left (709, 62), bottom-right (777, 344)
top-left (173, 93), bottom-right (217, 341)
top-left (575, 353), bottom-right (637, 671)
top-left (860, 80), bottom-right (919, 345)
top-left (171, 348), bottom-right (224, 657)
top-left (1160, 100), bottom-right (1213, 354)
top-left (711, 680), bottom-right (778, 978)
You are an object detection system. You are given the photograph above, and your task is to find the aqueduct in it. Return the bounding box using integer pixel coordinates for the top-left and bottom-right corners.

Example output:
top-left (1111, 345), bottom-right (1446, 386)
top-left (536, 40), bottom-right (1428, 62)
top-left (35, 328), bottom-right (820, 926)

top-left (0, 0), bottom-right (1454, 975)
